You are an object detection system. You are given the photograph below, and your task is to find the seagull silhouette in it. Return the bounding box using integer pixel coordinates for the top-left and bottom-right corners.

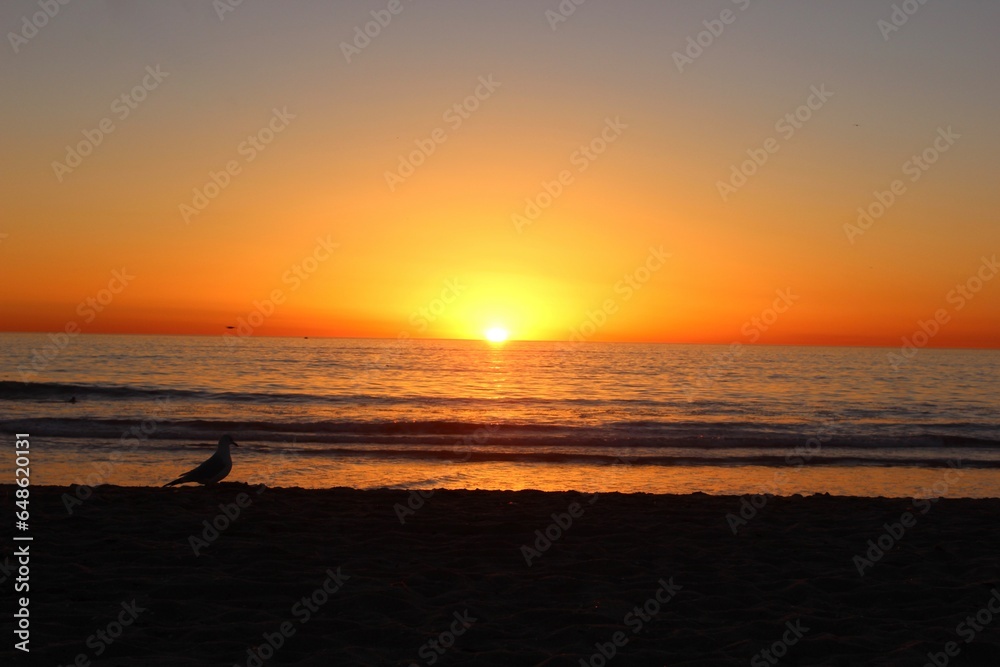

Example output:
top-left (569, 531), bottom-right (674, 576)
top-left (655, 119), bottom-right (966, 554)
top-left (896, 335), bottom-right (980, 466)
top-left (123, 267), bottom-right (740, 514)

top-left (164, 435), bottom-right (239, 487)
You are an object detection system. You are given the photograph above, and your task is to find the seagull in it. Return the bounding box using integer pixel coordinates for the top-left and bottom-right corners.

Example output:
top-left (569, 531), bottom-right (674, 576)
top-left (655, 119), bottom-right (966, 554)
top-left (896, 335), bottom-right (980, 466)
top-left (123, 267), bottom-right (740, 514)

top-left (164, 435), bottom-right (239, 487)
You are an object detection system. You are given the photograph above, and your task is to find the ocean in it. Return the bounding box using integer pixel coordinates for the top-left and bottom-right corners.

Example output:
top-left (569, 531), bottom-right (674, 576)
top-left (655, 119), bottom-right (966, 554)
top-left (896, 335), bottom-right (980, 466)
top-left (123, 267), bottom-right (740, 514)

top-left (1, 333), bottom-right (998, 497)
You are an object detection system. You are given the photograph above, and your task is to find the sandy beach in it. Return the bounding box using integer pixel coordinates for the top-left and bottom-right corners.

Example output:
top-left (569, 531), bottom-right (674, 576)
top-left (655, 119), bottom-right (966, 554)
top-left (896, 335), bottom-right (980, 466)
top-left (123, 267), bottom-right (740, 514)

top-left (7, 485), bottom-right (1000, 666)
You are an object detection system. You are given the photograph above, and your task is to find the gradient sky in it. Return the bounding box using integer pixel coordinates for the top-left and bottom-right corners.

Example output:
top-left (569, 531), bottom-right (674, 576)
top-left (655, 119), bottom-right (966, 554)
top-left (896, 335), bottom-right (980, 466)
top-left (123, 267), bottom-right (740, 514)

top-left (2, 0), bottom-right (998, 347)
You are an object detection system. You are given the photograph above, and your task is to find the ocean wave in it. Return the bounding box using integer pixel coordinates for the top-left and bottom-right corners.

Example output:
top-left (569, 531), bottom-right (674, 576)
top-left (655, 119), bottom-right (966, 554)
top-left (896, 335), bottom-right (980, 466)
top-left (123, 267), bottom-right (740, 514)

top-left (9, 434), bottom-right (1000, 469)
top-left (0, 380), bottom-right (609, 407)
top-left (3, 416), bottom-right (998, 450)
top-left (0, 380), bottom-right (361, 404)
top-left (0, 380), bottom-right (877, 412)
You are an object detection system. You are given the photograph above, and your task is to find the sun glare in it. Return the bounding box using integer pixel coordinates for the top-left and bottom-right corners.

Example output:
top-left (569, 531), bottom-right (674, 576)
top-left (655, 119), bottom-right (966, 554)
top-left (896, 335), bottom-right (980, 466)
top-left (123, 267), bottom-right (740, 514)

top-left (485, 326), bottom-right (509, 343)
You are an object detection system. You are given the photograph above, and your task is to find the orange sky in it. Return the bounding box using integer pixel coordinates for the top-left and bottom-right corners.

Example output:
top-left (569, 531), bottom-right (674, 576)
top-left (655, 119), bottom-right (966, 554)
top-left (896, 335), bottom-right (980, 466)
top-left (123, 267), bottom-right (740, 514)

top-left (1, 1), bottom-right (998, 348)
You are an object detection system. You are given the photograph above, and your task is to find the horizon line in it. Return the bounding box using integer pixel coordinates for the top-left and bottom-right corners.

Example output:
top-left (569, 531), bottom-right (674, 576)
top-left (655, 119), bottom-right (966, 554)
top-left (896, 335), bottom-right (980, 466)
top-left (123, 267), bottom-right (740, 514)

top-left (0, 330), bottom-right (997, 352)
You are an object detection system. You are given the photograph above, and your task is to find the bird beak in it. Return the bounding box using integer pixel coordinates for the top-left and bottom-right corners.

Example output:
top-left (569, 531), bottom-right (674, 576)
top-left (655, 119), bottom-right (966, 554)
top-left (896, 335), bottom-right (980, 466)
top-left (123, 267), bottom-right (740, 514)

top-left (232, 441), bottom-right (239, 447)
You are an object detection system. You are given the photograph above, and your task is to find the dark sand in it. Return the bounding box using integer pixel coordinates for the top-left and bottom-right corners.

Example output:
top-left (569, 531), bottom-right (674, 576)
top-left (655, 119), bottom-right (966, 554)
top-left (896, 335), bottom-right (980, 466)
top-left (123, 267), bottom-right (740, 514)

top-left (6, 485), bottom-right (1000, 666)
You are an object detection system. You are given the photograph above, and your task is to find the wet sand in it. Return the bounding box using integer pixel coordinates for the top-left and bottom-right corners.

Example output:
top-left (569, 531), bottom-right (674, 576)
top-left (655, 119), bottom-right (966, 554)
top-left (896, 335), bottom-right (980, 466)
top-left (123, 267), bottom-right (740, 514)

top-left (7, 484), bottom-right (1000, 666)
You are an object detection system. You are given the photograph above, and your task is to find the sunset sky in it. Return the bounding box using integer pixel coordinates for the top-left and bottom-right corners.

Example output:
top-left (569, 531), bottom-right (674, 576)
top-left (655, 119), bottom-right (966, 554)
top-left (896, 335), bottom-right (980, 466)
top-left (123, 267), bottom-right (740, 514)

top-left (2, 0), bottom-right (998, 347)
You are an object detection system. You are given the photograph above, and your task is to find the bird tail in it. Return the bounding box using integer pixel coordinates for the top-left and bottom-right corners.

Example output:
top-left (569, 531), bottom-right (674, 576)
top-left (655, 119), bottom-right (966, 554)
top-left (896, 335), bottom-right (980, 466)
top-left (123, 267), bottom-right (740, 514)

top-left (163, 477), bottom-right (185, 487)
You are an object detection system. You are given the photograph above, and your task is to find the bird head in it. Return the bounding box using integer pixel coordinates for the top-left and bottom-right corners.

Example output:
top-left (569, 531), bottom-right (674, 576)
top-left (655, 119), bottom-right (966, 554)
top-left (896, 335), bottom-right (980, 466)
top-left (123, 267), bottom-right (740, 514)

top-left (220, 435), bottom-right (239, 448)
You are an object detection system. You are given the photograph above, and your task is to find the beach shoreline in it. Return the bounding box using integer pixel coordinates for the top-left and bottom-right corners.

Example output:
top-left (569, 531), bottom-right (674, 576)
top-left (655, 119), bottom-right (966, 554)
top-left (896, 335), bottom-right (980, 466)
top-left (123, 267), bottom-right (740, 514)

top-left (9, 484), bottom-right (1000, 665)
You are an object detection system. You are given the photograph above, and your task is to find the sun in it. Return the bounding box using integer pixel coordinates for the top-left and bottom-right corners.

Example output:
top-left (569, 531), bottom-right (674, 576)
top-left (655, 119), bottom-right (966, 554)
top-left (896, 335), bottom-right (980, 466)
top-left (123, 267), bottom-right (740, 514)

top-left (484, 326), bottom-right (509, 343)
